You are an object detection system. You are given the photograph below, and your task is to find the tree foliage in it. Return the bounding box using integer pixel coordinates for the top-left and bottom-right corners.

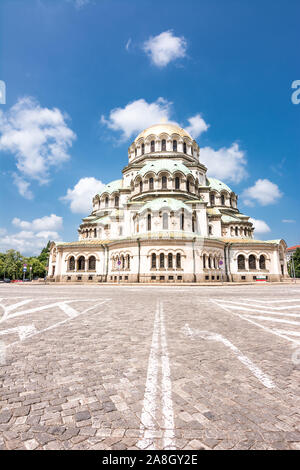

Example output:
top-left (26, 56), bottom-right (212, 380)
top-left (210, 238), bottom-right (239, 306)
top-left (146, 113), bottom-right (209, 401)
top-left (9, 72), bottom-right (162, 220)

top-left (288, 248), bottom-right (300, 278)
top-left (0, 241), bottom-right (51, 280)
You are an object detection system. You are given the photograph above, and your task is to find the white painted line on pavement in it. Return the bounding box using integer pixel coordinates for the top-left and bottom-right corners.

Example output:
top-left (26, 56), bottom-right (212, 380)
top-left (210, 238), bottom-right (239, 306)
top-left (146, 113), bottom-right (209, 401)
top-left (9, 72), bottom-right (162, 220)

top-left (4, 299), bottom-right (34, 313)
top-left (275, 330), bottom-right (300, 337)
top-left (5, 300), bottom-right (110, 348)
top-left (137, 301), bottom-right (175, 450)
top-left (160, 302), bottom-right (175, 450)
top-left (214, 303), bottom-right (300, 318)
top-left (244, 299), bottom-right (300, 304)
top-left (58, 303), bottom-right (79, 318)
top-left (211, 299), bottom-right (300, 346)
top-left (0, 324), bottom-right (37, 341)
top-left (0, 299), bottom-right (107, 323)
top-left (183, 324), bottom-right (275, 389)
top-left (137, 303), bottom-right (160, 450)
top-left (243, 315), bottom-right (300, 326)
top-left (220, 300), bottom-right (300, 311)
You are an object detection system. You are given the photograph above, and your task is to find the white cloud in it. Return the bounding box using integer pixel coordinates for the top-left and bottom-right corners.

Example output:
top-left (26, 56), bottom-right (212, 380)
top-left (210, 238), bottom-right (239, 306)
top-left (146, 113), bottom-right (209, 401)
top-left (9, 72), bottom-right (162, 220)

top-left (0, 96), bottom-right (76, 197)
top-left (12, 173), bottom-right (33, 200)
top-left (282, 219), bottom-right (295, 223)
top-left (249, 218), bottom-right (271, 234)
top-left (0, 232), bottom-right (60, 256)
top-left (61, 177), bottom-right (105, 214)
top-left (242, 179), bottom-right (283, 206)
top-left (200, 143), bottom-right (248, 183)
top-left (143, 30), bottom-right (187, 67)
top-left (12, 214), bottom-right (63, 232)
top-left (101, 98), bottom-right (172, 140)
top-left (186, 114), bottom-right (209, 139)
top-left (0, 214), bottom-right (63, 256)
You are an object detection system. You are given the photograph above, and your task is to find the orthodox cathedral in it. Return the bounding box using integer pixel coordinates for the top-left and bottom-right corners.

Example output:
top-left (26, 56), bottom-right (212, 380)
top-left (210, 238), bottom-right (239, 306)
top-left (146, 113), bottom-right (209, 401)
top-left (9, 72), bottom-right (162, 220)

top-left (49, 123), bottom-right (287, 283)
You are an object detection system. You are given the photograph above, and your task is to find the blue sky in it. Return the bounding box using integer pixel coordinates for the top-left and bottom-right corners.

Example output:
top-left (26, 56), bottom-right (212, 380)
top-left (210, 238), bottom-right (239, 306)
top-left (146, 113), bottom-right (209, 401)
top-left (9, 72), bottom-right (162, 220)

top-left (0, 0), bottom-right (299, 254)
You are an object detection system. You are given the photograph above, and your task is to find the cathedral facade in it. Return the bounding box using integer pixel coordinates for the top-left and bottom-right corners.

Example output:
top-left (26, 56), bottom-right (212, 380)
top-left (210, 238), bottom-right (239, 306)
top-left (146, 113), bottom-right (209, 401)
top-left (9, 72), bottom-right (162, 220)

top-left (49, 123), bottom-right (287, 283)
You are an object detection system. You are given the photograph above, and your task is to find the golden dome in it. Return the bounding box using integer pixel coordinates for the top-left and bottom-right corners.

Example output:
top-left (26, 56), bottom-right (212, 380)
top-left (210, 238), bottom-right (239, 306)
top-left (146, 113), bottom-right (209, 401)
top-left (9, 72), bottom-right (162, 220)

top-left (134, 122), bottom-right (193, 142)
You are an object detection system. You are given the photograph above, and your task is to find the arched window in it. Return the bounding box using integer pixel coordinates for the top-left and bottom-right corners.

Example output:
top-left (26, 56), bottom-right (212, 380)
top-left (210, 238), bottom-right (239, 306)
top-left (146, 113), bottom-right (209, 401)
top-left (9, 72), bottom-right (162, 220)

top-left (151, 140), bottom-right (155, 152)
top-left (186, 179), bottom-right (190, 192)
top-left (213, 257), bottom-right (216, 268)
top-left (180, 212), bottom-right (184, 230)
top-left (139, 181), bottom-right (143, 192)
top-left (162, 139), bottom-right (166, 151)
top-left (94, 228), bottom-right (97, 238)
top-left (88, 256), bottom-right (96, 270)
top-left (105, 197), bottom-right (109, 208)
top-left (237, 255), bottom-right (245, 270)
top-left (168, 253), bottom-right (173, 268)
top-left (173, 140), bottom-right (177, 151)
top-left (249, 255), bottom-right (256, 270)
top-left (176, 253), bottom-right (181, 268)
top-left (115, 196), bottom-right (119, 207)
top-left (127, 254), bottom-right (130, 270)
top-left (235, 227), bottom-right (238, 236)
top-left (192, 213), bottom-right (196, 232)
top-left (221, 195), bottom-right (225, 205)
top-left (210, 194), bottom-right (215, 206)
top-left (69, 256), bottom-right (75, 271)
top-left (162, 175), bottom-right (167, 189)
top-left (209, 225), bottom-right (212, 235)
top-left (135, 148), bottom-right (137, 156)
top-left (141, 143), bottom-right (145, 155)
top-left (151, 253), bottom-right (156, 269)
top-left (162, 213), bottom-right (168, 229)
top-left (121, 255), bottom-right (125, 269)
top-left (160, 253), bottom-right (165, 268)
top-left (175, 176), bottom-right (180, 190)
top-left (203, 254), bottom-right (206, 269)
top-left (208, 256), bottom-right (211, 268)
top-left (149, 177), bottom-right (154, 190)
top-left (147, 213), bottom-right (151, 231)
top-left (259, 255), bottom-right (266, 270)
top-left (183, 142), bottom-right (187, 154)
top-left (191, 146), bottom-right (194, 156)
top-left (77, 256), bottom-right (85, 271)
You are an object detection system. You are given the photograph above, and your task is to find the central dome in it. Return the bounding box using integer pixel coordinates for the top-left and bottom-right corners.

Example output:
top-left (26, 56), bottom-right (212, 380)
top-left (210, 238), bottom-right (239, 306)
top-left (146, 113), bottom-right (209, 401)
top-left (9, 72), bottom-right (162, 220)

top-left (135, 122), bottom-right (193, 142)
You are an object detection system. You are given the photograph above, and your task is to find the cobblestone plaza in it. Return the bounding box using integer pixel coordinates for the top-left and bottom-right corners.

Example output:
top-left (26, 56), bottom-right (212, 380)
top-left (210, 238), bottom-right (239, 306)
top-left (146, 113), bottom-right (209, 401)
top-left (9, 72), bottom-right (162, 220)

top-left (0, 283), bottom-right (299, 450)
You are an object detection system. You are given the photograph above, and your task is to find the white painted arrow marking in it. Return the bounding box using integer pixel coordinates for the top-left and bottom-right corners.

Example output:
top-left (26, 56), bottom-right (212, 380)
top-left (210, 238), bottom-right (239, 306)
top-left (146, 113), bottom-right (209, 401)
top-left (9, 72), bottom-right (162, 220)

top-left (0, 324), bottom-right (37, 341)
top-left (183, 324), bottom-right (275, 389)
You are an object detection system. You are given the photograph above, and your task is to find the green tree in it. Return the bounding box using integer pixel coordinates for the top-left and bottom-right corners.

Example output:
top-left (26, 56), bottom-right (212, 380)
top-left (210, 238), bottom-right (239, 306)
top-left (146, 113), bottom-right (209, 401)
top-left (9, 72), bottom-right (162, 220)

top-left (288, 248), bottom-right (300, 278)
top-left (0, 241), bottom-right (52, 280)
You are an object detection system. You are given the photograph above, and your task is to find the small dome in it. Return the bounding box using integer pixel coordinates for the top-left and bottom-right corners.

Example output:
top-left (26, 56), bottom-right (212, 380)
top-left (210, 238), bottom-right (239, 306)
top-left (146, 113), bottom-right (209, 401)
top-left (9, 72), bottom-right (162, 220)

top-left (207, 177), bottom-right (233, 193)
top-left (134, 123), bottom-right (193, 142)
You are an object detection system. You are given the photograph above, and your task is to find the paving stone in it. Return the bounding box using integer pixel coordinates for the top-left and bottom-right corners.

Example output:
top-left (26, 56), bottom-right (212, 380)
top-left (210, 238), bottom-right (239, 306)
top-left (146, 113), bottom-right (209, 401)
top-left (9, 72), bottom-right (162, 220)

top-left (13, 406), bottom-right (31, 418)
top-left (24, 439), bottom-right (39, 450)
top-left (0, 411), bottom-right (12, 424)
top-left (75, 411), bottom-right (91, 422)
